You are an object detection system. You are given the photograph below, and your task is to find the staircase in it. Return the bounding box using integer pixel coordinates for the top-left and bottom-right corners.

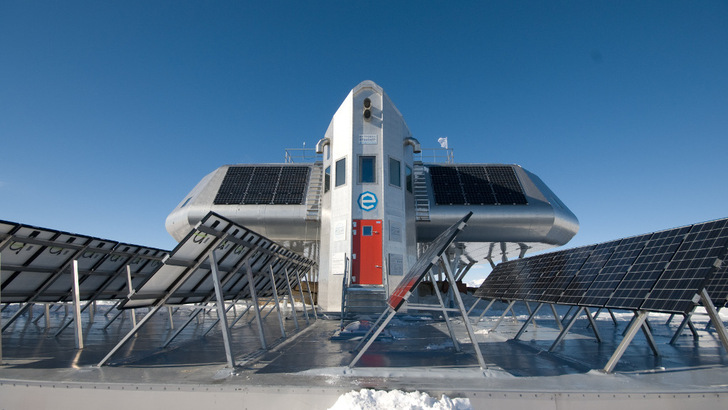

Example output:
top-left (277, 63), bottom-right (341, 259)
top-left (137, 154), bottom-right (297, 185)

top-left (305, 162), bottom-right (324, 221)
top-left (343, 286), bottom-right (388, 317)
top-left (413, 162), bottom-right (430, 221)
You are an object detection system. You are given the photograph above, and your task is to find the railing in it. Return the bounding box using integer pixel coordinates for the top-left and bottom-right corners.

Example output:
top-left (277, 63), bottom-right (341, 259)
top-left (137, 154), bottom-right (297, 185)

top-left (284, 147), bottom-right (322, 163)
top-left (415, 147), bottom-right (454, 164)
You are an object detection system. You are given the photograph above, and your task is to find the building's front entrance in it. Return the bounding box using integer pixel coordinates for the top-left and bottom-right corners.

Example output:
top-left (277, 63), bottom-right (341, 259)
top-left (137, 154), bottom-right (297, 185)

top-left (351, 219), bottom-right (383, 285)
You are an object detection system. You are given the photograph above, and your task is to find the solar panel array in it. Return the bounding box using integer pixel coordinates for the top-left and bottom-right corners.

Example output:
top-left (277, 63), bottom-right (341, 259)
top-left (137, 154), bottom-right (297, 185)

top-left (475, 218), bottom-right (728, 314)
top-left (388, 212), bottom-right (472, 311)
top-left (0, 220), bottom-right (167, 304)
top-left (214, 165), bottom-right (310, 205)
top-left (122, 212), bottom-right (316, 309)
top-left (429, 165), bottom-right (528, 206)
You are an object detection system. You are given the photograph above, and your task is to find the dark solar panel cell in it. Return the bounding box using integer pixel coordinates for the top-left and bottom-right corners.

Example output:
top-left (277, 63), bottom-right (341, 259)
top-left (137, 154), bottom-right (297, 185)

top-left (607, 227), bottom-right (690, 309)
top-left (474, 259), bottom-right (524, 300)
top-left (558, 241), bottom-right (618, 305)
top-left (214, 166), bottom-right (310, 205)
top-left (430, 165), bottom-right (527, 206)
top-left (580, 234), bottom-right (652, 308)
top-left (539, 246), bottom-right (595, 303)
top-left (641, 219), bottom-right (728, 313)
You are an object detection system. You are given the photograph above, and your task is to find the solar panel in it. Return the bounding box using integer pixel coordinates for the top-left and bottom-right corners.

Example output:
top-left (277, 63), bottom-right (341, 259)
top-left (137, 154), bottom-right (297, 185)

top-left (122, 212), bottom-right (315, 309)
top-left (429, 165), bottom-right (528, 206)
top-left (579, 234), bottom-right (653, 308)
top-left (538, 246), bottom-right (595, 303)
top-left (214, 166), bottom-right (310, 205)
top-left (705, 260), bottom-right (728, 307)
top-left (558, 241), bottom-right (618, 305)
top-left (606, 227), bottom-right (690, 309)
top-left (473, 258), bottom-right (525, 300)
top-left (388, 212), bottom-right (472, 311)
top-left (641, 219), bottom-right (728, 313)
top-left (0, 220), bottom-right (167, 304)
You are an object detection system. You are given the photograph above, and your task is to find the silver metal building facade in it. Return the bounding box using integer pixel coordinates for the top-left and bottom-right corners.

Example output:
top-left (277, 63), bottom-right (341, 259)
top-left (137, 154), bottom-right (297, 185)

top-left (165, 81), bottom-right (580, 312)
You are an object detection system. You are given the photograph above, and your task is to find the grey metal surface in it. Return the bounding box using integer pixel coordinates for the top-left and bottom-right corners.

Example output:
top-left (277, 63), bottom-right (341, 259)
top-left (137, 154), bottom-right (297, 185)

top-left (2, 300), bottom-right (728, 409)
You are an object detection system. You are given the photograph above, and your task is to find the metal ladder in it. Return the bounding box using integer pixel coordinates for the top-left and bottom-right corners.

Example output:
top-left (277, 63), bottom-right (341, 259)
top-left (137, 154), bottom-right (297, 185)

top-left (305, 162), bottom-right (324, 221)
top-left (413, 162), bottom-right (430, 221)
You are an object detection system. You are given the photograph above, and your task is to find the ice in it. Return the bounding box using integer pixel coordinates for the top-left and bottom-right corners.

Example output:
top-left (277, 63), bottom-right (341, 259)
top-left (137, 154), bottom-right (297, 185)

top-left (328, 389), bottom-right (471, 410)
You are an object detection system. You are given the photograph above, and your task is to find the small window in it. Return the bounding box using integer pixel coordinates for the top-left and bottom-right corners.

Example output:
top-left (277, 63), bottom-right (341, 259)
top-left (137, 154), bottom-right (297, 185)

top-left (359, 156), bottom-right (376, 183)
top-left (335, 158), bottom-right (346, 187)
top-left (389, 158), bottom-right (401, 187)
top-left (406, 165), bottom-right (413, 193)
top-left (324, 166), bottom-right (331, 192)
top-left (363, 226), bottom-right (373, 236)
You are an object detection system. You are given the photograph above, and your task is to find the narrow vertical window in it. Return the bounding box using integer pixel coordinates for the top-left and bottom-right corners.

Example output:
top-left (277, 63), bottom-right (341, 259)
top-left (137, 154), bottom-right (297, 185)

top-left (389, 158), bottom-right (401, 187)
top-left (324, 166), bottom-right (331, 192)
top-left (406, 165), bottom-right (413, 193)
top-left (359, 156), bottom-right (376, 183)
top-left (335, 158), bottom-right (346, 187)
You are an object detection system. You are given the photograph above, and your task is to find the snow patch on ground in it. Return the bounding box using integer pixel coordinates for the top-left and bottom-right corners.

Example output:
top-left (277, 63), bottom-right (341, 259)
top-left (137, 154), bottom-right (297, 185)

top-left (328, 389), bottom-right (472, 410)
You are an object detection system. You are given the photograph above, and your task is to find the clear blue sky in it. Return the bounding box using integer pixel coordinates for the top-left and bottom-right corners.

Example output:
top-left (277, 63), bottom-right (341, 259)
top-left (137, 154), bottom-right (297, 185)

top-left (1, 2), bottom-right (727, 279)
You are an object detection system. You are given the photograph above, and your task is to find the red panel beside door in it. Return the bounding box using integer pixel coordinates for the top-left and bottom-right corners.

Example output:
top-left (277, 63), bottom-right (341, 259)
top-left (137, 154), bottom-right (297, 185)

top-left (351, 219), bottom-right (383, 285)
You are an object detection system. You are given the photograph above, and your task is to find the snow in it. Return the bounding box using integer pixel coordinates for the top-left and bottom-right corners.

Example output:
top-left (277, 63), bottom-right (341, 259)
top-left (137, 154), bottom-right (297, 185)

top-left (328, 389), bottom-right (471, 410)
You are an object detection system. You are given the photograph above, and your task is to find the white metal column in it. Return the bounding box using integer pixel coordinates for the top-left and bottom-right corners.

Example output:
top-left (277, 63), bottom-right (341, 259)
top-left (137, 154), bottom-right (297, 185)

top-left (71, 260), bottom-right (84, 349)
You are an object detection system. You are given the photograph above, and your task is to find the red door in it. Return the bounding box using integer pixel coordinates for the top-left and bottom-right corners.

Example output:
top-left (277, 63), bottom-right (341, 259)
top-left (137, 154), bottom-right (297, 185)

top-left (351, 220), bottom-right (383, 285)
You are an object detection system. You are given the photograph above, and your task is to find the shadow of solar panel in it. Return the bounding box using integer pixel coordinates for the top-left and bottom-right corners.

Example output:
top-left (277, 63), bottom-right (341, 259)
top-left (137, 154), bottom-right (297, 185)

top-left (487, 166), bottom-right (528, 205)
top-left (388, 212), bottom-right (472, 311)
top-left (558, 240), bottom-right (618, 305)
top-left (606, 226), bottom-right (691, 310)
top-left (539, 246), bottom-right (595, 303)
top-left (580, 234), bottom-right (653, 308)
top-left (641, 219), bottom-right (728, 313)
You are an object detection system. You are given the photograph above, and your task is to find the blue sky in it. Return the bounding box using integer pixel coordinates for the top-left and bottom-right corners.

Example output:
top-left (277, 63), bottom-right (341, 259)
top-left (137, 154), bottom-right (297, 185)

top-left (1, 2), bottom-right (727, 280)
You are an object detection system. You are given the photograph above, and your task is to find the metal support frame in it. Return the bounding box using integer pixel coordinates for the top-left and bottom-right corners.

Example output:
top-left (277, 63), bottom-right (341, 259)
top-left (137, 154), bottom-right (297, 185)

top-left (246, 260), bottom-right (267, 350)
top-left (514, 302), bottom-right (544, 340)
top-left (268, 264), bottom-right (287, 339)
top-left (603, 311), bottom-right (649, 373)
top-left (97, 234), bottom-right (226, 366)
top-left (294, 268), bottom-right (310, 325)
top-left (473, 299), bottom-right (496, 324)
top-left (209, 251), bottom-right (235, 368)
top-left (699, 288), bottom-right (728, 353)
top-left (441, 255), bottom-right (487, 369)
top-left (282, 266), bottom-right (299, 331)
top-left (70, 260), bottom-right (84, 349)
top-left (669, 311), bottom-right (699, 344)
top-left (550, 304), bottom-right (564, 331)
top-left (349, 308), bottom-right (397, 368)
top-left (490, 300), bottom-right (516, 331)
top-left (549, 306), bottom-right (584, 352)
top-left (429, 271), bottom-right (460, 351)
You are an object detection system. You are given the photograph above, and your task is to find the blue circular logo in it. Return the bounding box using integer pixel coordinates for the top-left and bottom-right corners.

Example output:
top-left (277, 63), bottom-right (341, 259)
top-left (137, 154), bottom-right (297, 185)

top-left (358, 191), bottom-right (378, 211)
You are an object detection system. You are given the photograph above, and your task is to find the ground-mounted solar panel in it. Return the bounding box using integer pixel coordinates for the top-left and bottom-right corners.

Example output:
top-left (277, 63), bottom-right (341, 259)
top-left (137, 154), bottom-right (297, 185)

top-left (524, 250), bottom-right (569, 302)
top-left (121, 212), bottom-right (315, 309)
top-left (473, 258), bottom-right (526, 300)
top-left (388, 212), bottom-right (472, 311)
top-left (640, 219), bottom-right (728, 313)
top-left (704, 261), bottom-right (728, 307)
top-left (214, 165), bottom-right (310, 206)
top-left (579, 233), bottom-right (653, 308)
top-left (538, 246), bottom-right (595, 303)
top-left (606, 226), bottom-right (691, 310)
top-left (0, 220), bottom-right (169, 305)
top-left (429, 165), bottom-right (527, 206)
top-left (558, 241), bottom-right (618, 305)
